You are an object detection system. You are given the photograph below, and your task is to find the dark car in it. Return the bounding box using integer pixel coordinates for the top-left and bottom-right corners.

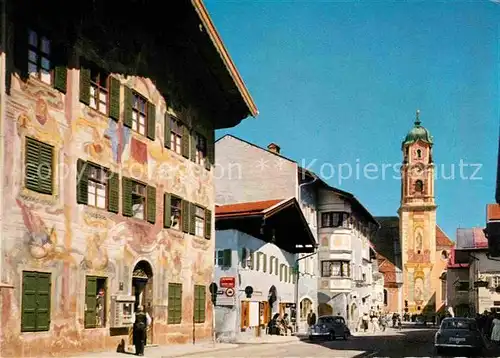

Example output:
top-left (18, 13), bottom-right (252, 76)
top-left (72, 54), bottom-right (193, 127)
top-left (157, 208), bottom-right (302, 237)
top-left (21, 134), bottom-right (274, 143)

top-left (434, 317), bottom-right (485, 356)
top-left (309, 315), bottom-right (350, 341)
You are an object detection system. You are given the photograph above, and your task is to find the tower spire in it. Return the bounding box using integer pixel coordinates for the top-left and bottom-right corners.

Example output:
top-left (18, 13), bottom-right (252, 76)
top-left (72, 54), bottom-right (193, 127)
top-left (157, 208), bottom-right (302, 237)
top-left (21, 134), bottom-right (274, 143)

top-left (415, 109), bottom-right (421, 126)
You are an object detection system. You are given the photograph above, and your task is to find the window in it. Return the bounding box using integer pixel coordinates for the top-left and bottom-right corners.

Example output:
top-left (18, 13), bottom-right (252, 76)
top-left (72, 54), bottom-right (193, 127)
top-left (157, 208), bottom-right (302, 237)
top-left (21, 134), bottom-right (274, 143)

top-left (383, 289), bottom-right (388, 305)
top-left (25, 137), bottom-right (53, 195)
top-left (195, 133), bottom-right (207, 165)
top-left (214, 249), bottom-right (232, 267)
top-left (321, 260), bottom-right (350, 277)
top-left (28, 30), bottom-right (52, 85)
top-left (194, 206), bottom-right (205, 237)
top-left (132, 92), bottom-right (148, 135)
top-left (168, 283), bottom-right (182, 324)
top-left (321, 212), bottom-right (348, 228)
top-left (89, 69), bottom-right (109, 114)
top-left (415, 180), bottom-right (424, 193)
top-left (416, 149), bottom-right (422, 159)
top-left (441, 250), bottom-right (449, 260)
top-left (85, 276), bottom-right (106, 328)
top-left (131, 181), bottom-right (146, 220)
top-left (441, 279), bottom-right (446, 302)
top-left (21, 271), bottom-right (51, 332)
top-left (171, 118), bottom-right (183, 155)
top-left (87, 165), bottom-right (107, 209)
top-left (170, 196), bottom-right (182, 230)
top-left (193, 285), bottom-right (206, 323)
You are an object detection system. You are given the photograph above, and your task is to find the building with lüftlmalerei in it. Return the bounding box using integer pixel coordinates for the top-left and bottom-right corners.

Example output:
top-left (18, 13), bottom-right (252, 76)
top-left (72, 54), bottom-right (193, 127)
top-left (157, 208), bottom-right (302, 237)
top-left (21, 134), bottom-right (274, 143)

top-left (372, 111), bottom-right (454, 318)
top-left (0, 1), bottom-right (257, 356)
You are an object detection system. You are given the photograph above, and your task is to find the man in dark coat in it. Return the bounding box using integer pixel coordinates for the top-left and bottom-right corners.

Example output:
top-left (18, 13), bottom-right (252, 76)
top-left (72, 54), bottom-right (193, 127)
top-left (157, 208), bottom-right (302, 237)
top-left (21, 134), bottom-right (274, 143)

top-left (307, 310), bottom-right (316, 327)
top-left (133, 306), bottom-right (148, 356)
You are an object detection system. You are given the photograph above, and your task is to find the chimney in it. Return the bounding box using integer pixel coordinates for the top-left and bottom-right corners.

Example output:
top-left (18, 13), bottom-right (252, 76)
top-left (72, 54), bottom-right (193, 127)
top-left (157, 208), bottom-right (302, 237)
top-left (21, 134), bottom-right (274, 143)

top-left (267, 143), bottom-right (280, 154)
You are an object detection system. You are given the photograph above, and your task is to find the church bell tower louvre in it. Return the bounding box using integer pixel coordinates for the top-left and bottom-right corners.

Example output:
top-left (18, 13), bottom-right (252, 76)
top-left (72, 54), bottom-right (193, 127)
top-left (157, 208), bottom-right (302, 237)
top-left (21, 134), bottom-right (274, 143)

top-left (399, 110), bottom-right (438, 316)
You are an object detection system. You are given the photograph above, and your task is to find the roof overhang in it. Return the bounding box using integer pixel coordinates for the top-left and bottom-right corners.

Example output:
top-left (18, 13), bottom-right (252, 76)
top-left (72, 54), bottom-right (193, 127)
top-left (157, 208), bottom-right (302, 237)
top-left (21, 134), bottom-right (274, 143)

top-left (216, 198), bottom-right (317, 253)
top-left (8, 0), bottom-right (257, 129)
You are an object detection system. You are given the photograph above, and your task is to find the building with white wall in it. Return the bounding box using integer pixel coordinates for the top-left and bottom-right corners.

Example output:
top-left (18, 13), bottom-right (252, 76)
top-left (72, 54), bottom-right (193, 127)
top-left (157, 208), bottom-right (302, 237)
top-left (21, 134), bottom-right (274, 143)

top-left (212, 198), bottom-right (315, 341)
top-left (315, 183), bottom-right (380, 330)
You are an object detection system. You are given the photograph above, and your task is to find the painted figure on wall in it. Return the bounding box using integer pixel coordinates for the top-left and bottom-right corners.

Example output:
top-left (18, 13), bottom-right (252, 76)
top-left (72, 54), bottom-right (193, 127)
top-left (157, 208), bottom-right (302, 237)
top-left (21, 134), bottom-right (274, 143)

top-left (414, 277), bottom-right (424, 301)
top-left (415, 232), bottom-right (423, 253)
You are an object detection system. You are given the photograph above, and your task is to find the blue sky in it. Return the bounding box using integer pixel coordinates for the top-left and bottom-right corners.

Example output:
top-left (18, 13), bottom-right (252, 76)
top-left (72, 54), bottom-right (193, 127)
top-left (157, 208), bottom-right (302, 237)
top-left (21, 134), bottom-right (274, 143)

top-left (207, 0), bottom-right (500, 240)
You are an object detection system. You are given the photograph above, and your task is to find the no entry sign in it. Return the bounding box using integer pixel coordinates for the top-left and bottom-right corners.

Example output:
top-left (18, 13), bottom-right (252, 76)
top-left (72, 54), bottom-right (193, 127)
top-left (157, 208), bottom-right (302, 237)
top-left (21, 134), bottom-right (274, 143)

top-left (219, 277), bottom-right (235, 288)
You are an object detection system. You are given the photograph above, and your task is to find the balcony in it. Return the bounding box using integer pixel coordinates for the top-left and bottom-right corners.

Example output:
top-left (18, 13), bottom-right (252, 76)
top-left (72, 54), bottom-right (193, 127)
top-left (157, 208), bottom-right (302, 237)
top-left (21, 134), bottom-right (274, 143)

top-left (319, 277), bottom-right (352, 291)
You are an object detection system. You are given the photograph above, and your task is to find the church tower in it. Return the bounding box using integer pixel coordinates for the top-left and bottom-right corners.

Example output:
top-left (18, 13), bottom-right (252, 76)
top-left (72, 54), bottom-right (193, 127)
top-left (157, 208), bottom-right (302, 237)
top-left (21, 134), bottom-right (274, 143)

top-left (399, 110), bottom-right (437, 315)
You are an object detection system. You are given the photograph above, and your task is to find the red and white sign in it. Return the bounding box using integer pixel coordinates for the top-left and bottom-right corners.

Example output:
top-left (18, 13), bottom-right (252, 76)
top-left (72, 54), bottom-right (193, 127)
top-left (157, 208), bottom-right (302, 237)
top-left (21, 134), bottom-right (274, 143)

top-left (220, 277), bottom-right (235, 288)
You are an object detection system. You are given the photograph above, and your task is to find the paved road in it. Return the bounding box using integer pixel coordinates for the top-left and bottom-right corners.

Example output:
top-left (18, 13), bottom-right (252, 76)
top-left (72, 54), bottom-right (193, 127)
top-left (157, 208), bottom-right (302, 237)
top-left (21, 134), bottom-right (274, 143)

top-left (187, 327), bottom-right (500, 357)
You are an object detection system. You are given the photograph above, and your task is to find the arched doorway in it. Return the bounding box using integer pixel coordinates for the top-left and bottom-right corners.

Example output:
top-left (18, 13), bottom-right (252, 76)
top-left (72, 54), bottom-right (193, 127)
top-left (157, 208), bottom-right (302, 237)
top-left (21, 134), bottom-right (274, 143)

top-left (318, 303), bottom-right (333, 317)
top-left (300, 298), bottom-right (313, 321)
top-left (130, 260), bottom-right (154, 345)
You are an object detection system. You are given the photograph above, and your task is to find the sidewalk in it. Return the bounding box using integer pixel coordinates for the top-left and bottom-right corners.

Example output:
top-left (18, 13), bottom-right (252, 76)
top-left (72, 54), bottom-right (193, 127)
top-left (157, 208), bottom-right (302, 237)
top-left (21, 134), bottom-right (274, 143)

top-left (233, 334), bottom-right (302, 344)
top-left (75, 342), bottom-right (238, 358)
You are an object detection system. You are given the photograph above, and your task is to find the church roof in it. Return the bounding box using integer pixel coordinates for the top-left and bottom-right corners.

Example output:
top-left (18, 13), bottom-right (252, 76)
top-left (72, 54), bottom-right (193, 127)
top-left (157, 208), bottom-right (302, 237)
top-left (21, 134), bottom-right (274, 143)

top-left (436, 226), bottom-right (454, 247)
top-left (402, 110), bottom-right (433, 148)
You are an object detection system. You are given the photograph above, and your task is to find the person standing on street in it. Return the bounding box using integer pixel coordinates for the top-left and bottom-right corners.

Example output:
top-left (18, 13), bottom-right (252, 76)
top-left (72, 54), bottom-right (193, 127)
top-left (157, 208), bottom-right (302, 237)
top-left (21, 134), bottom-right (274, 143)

top-left (133, 306), bottom-right (150, 356)
top-left (307, 310), bottom-right (316, 328)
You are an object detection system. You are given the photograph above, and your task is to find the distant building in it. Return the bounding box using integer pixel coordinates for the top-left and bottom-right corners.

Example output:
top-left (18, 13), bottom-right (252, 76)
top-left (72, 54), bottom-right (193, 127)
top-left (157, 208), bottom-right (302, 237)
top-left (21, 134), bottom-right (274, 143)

top-left (213, 198), bottom-right (316, 341)
top-left (372, 111), bottom-right (454, 318)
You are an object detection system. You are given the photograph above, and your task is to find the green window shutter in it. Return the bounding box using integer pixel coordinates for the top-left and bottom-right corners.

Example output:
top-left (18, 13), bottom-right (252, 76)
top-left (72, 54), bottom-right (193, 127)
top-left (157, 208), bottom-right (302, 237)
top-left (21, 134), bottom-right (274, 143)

top-left (21, 272), bottom-right (37, 332)
top-left (79, 68), bottom-right (91, 105)
top-left (205, 129), bottom-right (214, 171)
top-left (223, 249), bottom-right (232, 267)
top-left (146, 185), bottom-right (156, 224)
top-left (38, 142), bottom-right (53, 195)
top-left (204, 209), bottom-right (212, 239)
top-left (25, 138), bottom-right (40, 192)
top-left (181, 200), bottom-right (190, 233)
top-left (122, 177), bottom-right (133, 217)
top-left (35, 272), bottom-right (51, 331)
top-left (84, 276), bottom-right (97, 328)
top-left (108, 77), bottom-right (121, 121)
top-left (263, 254), bottom-right (267, 273)
top-left (194, 285), bottom-right (206, 323)
top-left (248, 252), bottom-right (254, 270)
top-left (164, 114), bottom-right (171, 148)
top-left (123, 87), bottom-right (133, 128)
top-left (147, 102), bottom-right (156, 140)
top-left (163, 193), bottom-right (171, 228)
top-left (107, 171), bottom-right (119, 213)
top-left (53, 66), bottom-right (67, 93)
top-left (199, 286), bottom-right (206, 323)
top-left (181, 126), bottom-right (190, 159)
top-left (168, 283), bottom-right (183, 324)
top-left (190, 132), bottom-right (197, 163)
top-left (189, 203), bottom-right (196, 235)
top-left (76, 159), bottom-right (89, 205)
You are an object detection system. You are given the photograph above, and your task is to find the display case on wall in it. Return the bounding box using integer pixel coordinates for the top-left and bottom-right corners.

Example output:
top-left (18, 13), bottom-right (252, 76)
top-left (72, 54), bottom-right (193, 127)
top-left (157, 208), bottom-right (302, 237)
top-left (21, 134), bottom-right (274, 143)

top-left (110, 294), bottom-right (135, 328)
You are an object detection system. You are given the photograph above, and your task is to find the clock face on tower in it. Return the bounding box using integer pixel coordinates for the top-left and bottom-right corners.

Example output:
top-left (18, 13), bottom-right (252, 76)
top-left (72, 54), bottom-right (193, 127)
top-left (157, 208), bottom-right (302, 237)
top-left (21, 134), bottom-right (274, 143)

top-left (411, 163), bottom-right (425, 176)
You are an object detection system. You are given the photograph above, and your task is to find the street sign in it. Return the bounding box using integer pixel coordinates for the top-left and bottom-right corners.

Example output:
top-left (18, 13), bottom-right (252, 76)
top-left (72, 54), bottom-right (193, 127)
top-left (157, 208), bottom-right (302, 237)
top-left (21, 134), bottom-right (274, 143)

top-left (220, 277), bottom-right (235, 288)
top-left (225, 288), bottom-right (235, 297)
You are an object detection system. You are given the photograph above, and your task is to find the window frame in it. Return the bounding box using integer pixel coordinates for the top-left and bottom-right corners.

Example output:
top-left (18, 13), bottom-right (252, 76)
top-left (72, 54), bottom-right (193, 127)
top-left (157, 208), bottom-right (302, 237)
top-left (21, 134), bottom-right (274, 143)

top-left (27, 29), bottom-right (53, 86)
top-left (321, 260), bottom-right (351, 278)
top-left (195, 133), bottom-right (207, 165)
top-left (131, 179), bottom-right (147, 220)
top-left (170, 117), bottom-right (183, 155)
top-left (321, 212), bottom-right (349, 228)
top-left (89, 68), bottom-right (110, 115)
top-left (131, 91), bottom-right (148, 136)
top-left (194, 205), bottom-right (205, 237)
top-left (87, 164), bottom-right (108, 210)
top-left (170, 195), bottom-right (183, 231)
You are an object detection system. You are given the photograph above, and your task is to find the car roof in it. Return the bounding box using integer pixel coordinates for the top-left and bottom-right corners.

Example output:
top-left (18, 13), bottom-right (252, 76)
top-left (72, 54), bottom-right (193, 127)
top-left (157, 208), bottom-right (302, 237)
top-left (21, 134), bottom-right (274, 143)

top-left (318, 315), bottom-right (343, 319)
top-left (442, 317), bottom-right (475, 322)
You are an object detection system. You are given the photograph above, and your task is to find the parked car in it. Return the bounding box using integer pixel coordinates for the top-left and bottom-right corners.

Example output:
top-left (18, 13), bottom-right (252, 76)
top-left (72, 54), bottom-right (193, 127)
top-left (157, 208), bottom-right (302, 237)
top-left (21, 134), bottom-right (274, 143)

top-left (309, 315), bottom-right (350, 341)
top-left (434, 317), bottom-right (485, 356)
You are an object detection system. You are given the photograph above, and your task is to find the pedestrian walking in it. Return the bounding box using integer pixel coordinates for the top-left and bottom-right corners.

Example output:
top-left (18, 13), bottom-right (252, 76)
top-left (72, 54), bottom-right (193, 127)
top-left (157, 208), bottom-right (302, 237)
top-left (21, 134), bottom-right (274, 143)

top-left (491, 314), bottom-right (500, 345)
top-left (307, 310), bottom-right (316, 328)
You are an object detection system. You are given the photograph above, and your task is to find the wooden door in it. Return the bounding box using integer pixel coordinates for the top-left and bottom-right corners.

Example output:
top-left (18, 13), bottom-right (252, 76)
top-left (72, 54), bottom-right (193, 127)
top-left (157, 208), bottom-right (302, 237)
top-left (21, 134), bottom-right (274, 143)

top-left (241, 301), bottom-right (249, 330)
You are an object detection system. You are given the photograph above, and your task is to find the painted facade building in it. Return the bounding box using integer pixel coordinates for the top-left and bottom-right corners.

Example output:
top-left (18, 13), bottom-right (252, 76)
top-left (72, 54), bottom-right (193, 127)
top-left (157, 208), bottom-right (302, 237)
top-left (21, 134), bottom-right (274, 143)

top-left (0, 1), bottom-right (257, 356)
top-left (316, 184), bottom-right (380, 330)
top-left (372, 111), bottom-right (454, 318)
top-left (213, 199), bottom-right (316, 340)
top-left (214, 135), bottom-right (319, 333)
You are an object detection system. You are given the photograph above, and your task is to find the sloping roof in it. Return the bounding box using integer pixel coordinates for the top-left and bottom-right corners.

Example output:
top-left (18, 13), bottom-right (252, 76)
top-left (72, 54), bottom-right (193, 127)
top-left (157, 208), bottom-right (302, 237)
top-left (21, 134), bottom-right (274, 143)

top-left (436, 226), bottom-right (454, 247)
top-left (487, 204), bottom-right (500, 221)
top-left (372, 216), bottom-right (400, 267)
top-left (215, 199), bottom-right (283, 218)
top-left (455, 227), bottom-right (487, 250)
top-left (191, 0), bottom-right (258, 117)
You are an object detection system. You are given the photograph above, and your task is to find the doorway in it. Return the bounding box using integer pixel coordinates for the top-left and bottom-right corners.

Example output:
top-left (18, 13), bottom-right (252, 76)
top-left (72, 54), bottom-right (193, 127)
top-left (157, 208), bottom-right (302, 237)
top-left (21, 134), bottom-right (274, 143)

top-left (129, 260), bottom-right (154, 346)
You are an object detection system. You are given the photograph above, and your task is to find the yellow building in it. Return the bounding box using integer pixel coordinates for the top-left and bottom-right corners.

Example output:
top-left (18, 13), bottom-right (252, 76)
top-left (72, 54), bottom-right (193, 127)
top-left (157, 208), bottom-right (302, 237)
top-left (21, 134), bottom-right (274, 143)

top-left (373, 111), bottom-right (454, 317)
